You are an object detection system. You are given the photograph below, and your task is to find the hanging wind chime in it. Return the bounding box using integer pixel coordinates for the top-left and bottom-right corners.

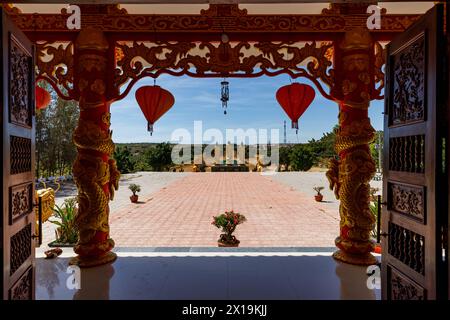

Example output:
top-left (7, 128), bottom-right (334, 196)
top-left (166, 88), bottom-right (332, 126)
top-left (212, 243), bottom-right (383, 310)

top-left (276, 82), bottom-right (315, 135)
top-left (220, 78), bottom-right (229, 115)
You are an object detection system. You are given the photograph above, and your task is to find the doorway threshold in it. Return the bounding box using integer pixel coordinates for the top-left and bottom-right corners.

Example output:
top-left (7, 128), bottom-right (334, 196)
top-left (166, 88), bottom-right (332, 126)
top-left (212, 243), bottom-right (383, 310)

top-left (112, 246), bottom-right (338, 253)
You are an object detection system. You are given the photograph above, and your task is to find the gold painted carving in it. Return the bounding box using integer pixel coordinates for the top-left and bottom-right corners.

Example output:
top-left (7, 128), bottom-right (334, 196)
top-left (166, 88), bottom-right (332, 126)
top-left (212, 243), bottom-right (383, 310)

top-left (36, 42), bottom-right (74, 99)
top-left (115, 40), bottom-right (334, 99)
top-left (7, 3), bottom-right (419, 33)
top-left (327, 118), bottom-right (377, 265)
top-left (70, 30), bottom-right (118, 267)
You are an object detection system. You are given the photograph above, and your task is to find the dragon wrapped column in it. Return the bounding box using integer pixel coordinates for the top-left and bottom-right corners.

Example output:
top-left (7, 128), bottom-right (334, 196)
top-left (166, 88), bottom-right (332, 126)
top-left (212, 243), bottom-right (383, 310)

top-left (327, 27), bottom-right (378, 265)
top-left (69, 28), bottom-right (120, 267)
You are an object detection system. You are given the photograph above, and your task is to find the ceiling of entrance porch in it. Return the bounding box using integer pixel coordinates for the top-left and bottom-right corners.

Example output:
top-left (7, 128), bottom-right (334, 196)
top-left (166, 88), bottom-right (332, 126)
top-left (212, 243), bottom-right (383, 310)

top-left (12, 2), bottom-right (434, 15)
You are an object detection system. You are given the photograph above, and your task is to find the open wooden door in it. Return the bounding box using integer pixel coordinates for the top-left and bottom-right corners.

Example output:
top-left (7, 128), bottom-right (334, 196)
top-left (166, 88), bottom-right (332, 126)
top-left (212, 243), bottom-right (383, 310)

top-left (1, 8), bottom-right (36, 300)
top-left (382, 4), bottom-right (447, 300)
top-left (447, 1), bottom-right (450, 301)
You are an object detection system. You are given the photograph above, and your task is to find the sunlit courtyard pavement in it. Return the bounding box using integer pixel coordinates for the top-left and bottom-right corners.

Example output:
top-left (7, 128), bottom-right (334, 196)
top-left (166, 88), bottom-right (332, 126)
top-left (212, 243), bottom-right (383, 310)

top-left (38, 171), bottom-right (382, 250)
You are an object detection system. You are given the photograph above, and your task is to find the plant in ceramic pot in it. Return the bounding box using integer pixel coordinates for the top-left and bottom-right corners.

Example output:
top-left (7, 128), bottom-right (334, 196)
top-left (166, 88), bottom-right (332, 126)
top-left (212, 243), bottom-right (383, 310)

top-left (313, 186), bottom-right (324, 202)
top-left (369, 193), bottom-right (382, 254)
top-left (129, 183), bottom-right (141, 203)
top-left (48, 197), bottom-right (78, 247)
top-left (212, 210), bottom-right (246, 247)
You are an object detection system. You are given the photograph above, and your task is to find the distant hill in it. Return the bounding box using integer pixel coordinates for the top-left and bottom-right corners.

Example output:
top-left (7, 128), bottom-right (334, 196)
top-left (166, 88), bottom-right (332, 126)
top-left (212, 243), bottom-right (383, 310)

top-left (115, 143), bottom-right (159, 155)
top-left (115, 142), bottom-right (301, 155)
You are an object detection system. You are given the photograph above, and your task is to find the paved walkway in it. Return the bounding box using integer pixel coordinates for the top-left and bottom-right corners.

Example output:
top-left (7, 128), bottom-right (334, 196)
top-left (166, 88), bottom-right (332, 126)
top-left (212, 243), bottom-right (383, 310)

top-left (110, 173), bottom-right (340, 247)
top-left (38, 172), bottom-right (189, 252)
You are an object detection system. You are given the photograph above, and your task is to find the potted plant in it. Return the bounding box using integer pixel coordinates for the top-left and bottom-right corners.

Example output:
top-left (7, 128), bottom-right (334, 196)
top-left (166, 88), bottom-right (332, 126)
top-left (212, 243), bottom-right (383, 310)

top-left (48, 197), bottom-right (78, 247)
top-left (129, 183), bottom-right (141, 203)
top-left (370, 195), bottom-right (382, 254)
top-left (212, 210), bottom-right (246, 247)
top-left (313, 186), bottom-right (324, 202)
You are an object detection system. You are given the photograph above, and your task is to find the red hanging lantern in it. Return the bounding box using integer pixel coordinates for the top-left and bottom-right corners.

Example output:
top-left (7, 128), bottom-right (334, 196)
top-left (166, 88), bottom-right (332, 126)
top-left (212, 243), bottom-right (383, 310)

top-left (135, 85), bottom-right (175, 135)
top-left (276, 83), bottom-right (315, 134)
top-left (35, 86), bottom-right (51, 110)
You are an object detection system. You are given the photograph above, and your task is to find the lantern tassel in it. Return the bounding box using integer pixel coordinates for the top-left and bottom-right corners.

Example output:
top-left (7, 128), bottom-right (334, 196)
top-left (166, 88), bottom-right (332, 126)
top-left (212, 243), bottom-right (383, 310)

top-left (291, 121), bottom-right (299, 135)
top-left (148, 122), bottom-right (153, 136)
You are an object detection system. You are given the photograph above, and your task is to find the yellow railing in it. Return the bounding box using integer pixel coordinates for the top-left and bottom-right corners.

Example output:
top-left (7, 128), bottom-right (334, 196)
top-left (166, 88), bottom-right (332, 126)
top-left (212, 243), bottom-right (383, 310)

top-left (34, 179), bottom-right (60, 242)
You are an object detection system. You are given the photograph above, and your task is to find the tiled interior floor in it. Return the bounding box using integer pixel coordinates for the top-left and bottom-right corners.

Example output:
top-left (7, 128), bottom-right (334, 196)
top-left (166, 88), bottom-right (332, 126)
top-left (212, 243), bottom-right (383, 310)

top-left (36, 251), bottom-right (381, 300)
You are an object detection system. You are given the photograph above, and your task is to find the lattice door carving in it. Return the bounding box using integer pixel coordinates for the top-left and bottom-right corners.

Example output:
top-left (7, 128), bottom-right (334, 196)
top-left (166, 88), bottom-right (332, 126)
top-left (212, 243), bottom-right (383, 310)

top-left (1, 8), bottom-right (36, 300)
top-left (382, 5), bottom-right (447, 300)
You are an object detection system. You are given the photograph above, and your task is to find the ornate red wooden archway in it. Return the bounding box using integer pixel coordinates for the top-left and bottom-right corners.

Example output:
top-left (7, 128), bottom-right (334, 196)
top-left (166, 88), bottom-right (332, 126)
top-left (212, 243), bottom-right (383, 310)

top-left (4, 3), bottom-right (421, 267)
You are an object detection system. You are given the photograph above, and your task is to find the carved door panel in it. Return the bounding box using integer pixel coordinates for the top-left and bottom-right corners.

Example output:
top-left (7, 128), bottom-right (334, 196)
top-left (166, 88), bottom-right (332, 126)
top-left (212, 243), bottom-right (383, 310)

top-left (447, 1), bottom-right (450, 301)
top-left (1, 8), bottom-right (36, 300)
top-left (382, 4), bottom-right (447, 300)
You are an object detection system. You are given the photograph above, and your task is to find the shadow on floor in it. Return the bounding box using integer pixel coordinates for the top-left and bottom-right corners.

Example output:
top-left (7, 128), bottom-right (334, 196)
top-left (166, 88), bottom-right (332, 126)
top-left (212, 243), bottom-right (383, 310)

top-left (36, 254), bottom-right (380, 300)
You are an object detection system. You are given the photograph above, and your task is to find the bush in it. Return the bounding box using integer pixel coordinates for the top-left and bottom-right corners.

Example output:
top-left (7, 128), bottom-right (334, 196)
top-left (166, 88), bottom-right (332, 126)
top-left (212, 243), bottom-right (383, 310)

top-left (114, 146), bottom-right (135, 174)
top-left (49, 197), bottom-right (78, 244)
top-left (212, 211), bottom-right (246, 237)
top-left (313, 186), bottom-right (324, 195)
top-left (278, 145), bottom-right (292, 170)
top-left (289, 144), bottom-right (314, 171)
top-left (145, 142), bottom-right (173, 171)
top-left (128, 183), bottom-right (141, 195)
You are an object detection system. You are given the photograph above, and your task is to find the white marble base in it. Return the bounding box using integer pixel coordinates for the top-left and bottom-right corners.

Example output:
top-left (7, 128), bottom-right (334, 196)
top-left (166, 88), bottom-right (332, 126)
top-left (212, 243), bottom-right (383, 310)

top-left (36, 252), bottom-right (381, 300)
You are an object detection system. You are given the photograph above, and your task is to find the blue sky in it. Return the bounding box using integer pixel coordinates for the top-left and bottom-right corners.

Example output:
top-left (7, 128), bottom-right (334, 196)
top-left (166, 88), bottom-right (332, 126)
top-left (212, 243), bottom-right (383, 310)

top-left (110, 74), bottom-right (384, 144)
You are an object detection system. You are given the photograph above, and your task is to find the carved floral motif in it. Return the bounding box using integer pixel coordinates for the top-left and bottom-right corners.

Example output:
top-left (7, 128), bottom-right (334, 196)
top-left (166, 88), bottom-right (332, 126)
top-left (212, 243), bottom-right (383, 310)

top-left (10, 183), bottom-right (33, 224)
top-left (10, 37), bottom-right (31, 127)
top-left (115, 40), bottom-right (334, 99)
top-left (389, 183), bottom-right (425, 222)
top-left (391, 35), bottom-right (425, 125)
top-left (36, 42), bottom-right (74, 100)
top-left (373, 41), bottom-right (385, 99)
top-left (390, 267), bottom-right (425, 300)
top-left (7, 3), bottom-right (419, 34)
top-left (9, 267), bottom-right (33, 300)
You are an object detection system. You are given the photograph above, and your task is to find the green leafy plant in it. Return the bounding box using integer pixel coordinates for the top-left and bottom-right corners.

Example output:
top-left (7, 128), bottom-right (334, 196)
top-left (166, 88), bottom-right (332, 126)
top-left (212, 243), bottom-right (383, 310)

top-left (369, 200), bottom-right (379, 239)
top-left (114, 146), bottom-right (135, 174)
top-left (145, 142), bottom-right (173, 171)
top-left (289, 144), bottom-right (314, 171)
top-left (369, 187), bottom-right (381, 239)
top-left (49, 197), bottom-right (78, 244)
top-left (369, 187), bottom-right (380, 202)
top-left (212, 210), bottom-right (246, 245)
top-left (313, 186), bottom-right (324, 195)
top-left (128, 183), bottom-right (141, 196)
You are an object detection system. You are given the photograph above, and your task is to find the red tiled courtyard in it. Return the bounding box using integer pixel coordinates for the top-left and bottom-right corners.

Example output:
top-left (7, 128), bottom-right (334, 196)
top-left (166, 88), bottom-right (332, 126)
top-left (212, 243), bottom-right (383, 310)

top-left (109, 173), bottom-right (339, 247)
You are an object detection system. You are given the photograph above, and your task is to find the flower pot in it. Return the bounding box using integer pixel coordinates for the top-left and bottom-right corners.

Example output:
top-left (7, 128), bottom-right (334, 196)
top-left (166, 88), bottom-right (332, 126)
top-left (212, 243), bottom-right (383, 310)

top-left (218, 234), bottom-right (240, 247)
top-left (218, 241), bottom-right (239, 247)
top-left (130, 194), bottom-right (139, 203)
top-left (314, 194), bottom-right (323, 202)
top-left (374, 243), bottom-right (382, 254)
top-left (48, 240), bottom-right (75, 248)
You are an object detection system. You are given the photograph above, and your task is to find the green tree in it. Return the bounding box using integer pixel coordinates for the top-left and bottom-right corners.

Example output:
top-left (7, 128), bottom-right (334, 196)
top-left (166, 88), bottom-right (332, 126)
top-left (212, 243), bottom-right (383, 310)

top-left (307, 125), bottom-right (337, 166)
top-left (278, 145), bottom-right (292, 170)
top-left (145, 142), bottom-right (173, 171)
top-left (289, 144), bottom-right (314, 171)
top-left (35, 84), bottom-right (79, 178)
top-left (113, 146), bottom-right (135, 174)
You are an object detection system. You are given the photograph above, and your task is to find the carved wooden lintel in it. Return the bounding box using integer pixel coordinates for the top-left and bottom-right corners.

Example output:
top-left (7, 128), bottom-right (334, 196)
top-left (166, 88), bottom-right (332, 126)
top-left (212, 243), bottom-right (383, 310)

top-left (5, 3), bottom-right (420, 36)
